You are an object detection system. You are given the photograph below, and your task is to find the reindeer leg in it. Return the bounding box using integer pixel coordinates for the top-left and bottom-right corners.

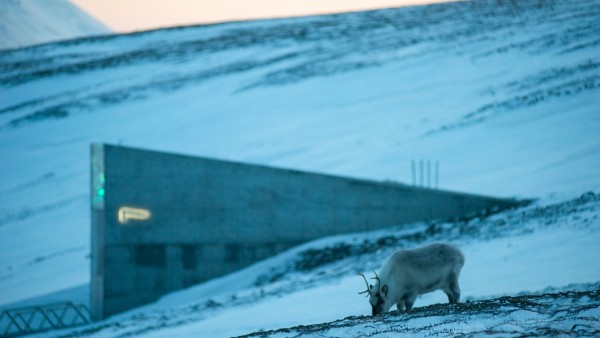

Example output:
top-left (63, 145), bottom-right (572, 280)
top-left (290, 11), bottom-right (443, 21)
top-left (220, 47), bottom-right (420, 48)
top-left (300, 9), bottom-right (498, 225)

top-left (404, 293), bottom-right (417, 311)
top-left (443, 289), bottom-right (456, 303)
top-left (444, 272), bottom-right (461, 304)
top-left (397, 299), bottom-right (406, 311)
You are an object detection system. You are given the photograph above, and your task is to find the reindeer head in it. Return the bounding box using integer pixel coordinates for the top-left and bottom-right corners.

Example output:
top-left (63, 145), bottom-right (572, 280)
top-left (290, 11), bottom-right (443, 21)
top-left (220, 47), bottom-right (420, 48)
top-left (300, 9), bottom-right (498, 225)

top-left (358, 271), bottom-right (389, 315)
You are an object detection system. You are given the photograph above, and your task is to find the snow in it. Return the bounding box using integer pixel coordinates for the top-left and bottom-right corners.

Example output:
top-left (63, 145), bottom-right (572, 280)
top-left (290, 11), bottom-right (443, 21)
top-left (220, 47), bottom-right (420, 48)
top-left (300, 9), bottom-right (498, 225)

top-left (0, 0), bottom-right (600, 336)
top-left (460, 229), bottom-right (600, 298)
top-left (0, 0), bottom-right (110, 50)
top-left (143, 209), bottom-right (600, 337)
top-left (24, 193), bottom-right (599, 337)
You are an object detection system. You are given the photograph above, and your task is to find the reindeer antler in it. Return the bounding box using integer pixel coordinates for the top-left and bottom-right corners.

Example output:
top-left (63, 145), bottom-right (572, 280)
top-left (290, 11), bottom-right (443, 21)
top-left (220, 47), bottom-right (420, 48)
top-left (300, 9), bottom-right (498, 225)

top-left (371, 271), bottom-right (381, 293)
top-left (357, 273), bottom-right (371, 297)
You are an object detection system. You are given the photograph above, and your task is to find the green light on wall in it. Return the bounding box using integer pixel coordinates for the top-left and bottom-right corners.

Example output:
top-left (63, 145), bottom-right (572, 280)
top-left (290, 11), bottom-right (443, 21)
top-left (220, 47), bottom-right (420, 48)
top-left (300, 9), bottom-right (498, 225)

top-left (91, 143), bottom-right (105, 210)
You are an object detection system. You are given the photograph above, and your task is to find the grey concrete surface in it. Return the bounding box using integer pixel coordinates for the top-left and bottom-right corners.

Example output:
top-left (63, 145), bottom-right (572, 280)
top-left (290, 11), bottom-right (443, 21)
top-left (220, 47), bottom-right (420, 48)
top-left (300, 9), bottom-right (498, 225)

top-left (91, 144), bottom-right (524, 320)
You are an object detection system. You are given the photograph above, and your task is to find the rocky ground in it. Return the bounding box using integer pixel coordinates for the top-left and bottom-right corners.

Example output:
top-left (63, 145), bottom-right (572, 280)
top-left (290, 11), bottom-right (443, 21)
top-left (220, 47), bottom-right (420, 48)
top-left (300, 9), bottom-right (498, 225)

top-left (240, 286), bottom-right (600, 337)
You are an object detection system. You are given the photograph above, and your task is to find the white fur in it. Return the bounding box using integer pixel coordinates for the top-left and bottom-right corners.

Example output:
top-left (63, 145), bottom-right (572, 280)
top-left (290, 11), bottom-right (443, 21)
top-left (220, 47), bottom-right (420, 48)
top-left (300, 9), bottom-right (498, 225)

top-left (364, 243), bottom-right (465, 315)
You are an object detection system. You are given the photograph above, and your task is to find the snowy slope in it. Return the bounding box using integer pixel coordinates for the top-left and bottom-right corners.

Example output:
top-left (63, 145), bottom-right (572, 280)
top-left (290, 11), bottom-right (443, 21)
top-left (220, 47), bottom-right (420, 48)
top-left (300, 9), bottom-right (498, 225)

top-left (0, 0), bottom-right (600, 336)
top-left (32, 192), bottom-right (600, 337)
top-left (0, 0), bottom-right (110, 50)
top-left (241, 290), bottom-right (600, 337)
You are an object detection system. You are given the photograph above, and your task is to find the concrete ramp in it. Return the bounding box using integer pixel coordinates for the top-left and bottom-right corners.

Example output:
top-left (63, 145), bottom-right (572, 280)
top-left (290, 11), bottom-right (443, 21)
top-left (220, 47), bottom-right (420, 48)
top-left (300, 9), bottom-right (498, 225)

top-left (90, 144), bottom-right (523, 319)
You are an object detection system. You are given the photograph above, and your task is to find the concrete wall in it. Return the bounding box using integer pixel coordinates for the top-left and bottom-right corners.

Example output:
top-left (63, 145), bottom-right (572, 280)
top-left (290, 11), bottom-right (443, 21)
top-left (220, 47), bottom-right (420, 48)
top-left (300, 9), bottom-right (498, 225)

top-left (91, 144), bottom-right (523, 320)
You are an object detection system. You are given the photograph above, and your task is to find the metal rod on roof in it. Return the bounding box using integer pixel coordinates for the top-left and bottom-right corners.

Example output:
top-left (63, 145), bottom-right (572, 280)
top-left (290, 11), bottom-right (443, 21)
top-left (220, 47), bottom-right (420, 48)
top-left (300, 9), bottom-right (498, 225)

top-left (427, 160), bottom-right (431, 188)
top-left (411, 160), bottom-right (416, 186)
top-left (435, 161), bottom-right (439, 189)
top-left (419, 160), bottom-right (424, 187)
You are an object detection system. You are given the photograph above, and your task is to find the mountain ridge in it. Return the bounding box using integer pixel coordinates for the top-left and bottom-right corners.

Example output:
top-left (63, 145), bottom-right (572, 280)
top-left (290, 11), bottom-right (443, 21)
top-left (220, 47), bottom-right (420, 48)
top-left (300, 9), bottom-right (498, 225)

top-left (0, 0), bottom-right (110, 50)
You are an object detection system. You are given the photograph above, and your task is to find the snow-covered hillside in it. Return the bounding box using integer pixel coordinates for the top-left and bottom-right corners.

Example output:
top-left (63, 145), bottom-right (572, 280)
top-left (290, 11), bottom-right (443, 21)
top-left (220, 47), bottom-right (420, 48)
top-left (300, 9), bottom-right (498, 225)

top-left (0, 0), bottom-right (599, 336)
top-left (33, 192), bottom-right (600, 337)
top-left (0, 0), bottom-right (110, 50)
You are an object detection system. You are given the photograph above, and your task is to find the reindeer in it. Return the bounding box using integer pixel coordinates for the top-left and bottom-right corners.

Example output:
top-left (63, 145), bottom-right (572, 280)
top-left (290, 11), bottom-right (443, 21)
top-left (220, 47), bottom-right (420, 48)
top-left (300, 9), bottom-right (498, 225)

top-left (359, 243), bottom-right (465, 315)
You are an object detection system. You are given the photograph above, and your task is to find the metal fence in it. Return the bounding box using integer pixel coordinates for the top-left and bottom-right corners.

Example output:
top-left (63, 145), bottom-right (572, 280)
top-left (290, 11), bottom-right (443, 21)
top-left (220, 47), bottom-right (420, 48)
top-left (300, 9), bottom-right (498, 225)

top-left (0, 302), bottom-right (90, 337)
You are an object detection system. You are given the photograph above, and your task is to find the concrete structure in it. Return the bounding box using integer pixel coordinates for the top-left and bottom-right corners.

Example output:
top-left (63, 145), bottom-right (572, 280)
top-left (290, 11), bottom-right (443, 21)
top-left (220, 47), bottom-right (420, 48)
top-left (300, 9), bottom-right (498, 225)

top-left (91, 144), bottom-right (523, 320)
